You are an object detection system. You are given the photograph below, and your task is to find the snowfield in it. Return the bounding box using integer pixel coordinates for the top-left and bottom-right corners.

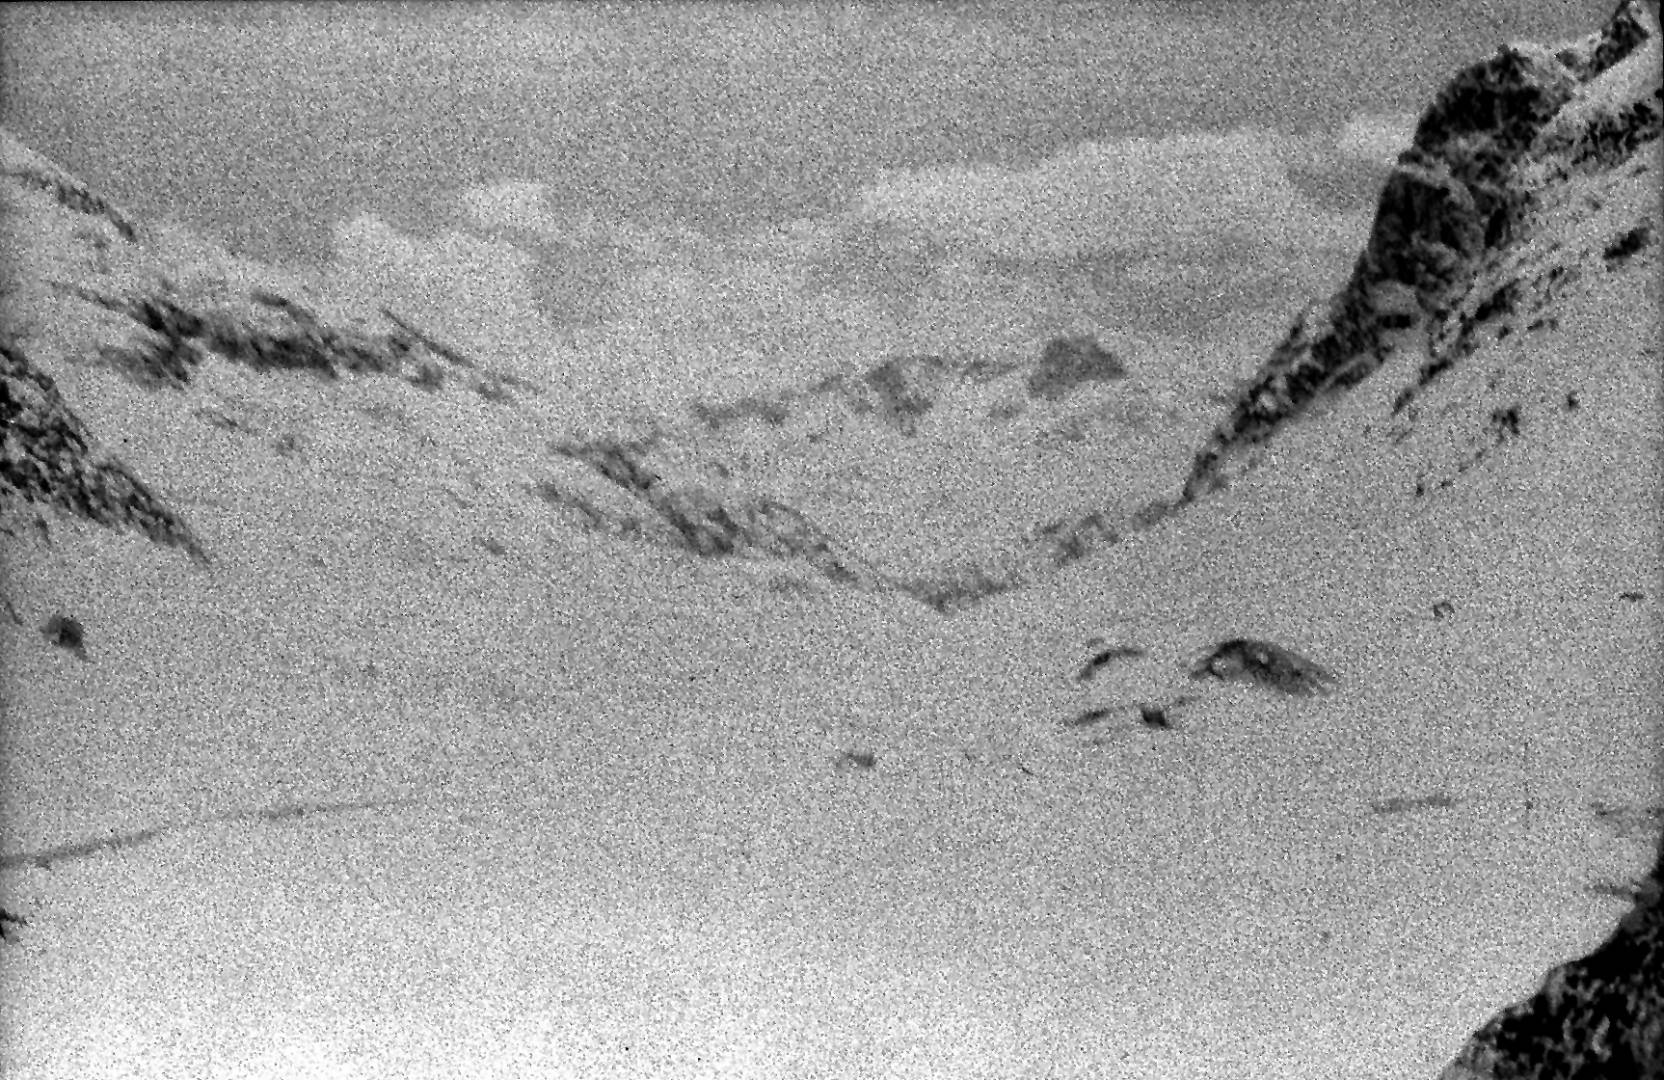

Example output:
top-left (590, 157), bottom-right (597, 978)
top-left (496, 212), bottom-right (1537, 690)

top-left (1, 4), bottom-right (1659, 1078)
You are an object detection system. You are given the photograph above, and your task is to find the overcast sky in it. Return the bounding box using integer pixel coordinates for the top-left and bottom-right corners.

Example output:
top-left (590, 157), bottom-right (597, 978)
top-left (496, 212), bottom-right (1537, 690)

top-left (0, 1), bottom-right (1619, 407)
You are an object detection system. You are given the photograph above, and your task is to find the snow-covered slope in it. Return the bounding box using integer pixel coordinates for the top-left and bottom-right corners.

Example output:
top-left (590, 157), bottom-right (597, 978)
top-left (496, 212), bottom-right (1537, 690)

top-left (0, 4), bottom-right (1658, 1079)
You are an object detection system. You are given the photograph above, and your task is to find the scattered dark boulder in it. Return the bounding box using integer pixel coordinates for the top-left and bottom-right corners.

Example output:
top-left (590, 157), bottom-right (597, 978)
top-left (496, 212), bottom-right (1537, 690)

top-left (1603, 223), bottom-right (1653, 263)
top-left (832, 750), bottom-right (877, 774)
top-left (39, 613), bottom-right (87, 659)
top-left (1433, 600), bottom-right (1457, 619)
top-left (0, 907), bottom-right (28, 944)
top-left (1137, 704), bottom-right (1172, 730)
top-left (1188, 638), bottom-right (1337, 696)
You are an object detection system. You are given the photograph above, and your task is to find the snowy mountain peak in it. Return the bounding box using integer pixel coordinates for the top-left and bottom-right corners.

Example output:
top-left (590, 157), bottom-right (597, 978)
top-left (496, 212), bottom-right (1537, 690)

top-left (1181, 0), bottom-right (1660, 505)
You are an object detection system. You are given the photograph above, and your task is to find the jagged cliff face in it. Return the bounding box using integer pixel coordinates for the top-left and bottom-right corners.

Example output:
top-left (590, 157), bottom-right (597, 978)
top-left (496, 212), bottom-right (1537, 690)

top-left (1181, 0), bottom-right (1661, 504)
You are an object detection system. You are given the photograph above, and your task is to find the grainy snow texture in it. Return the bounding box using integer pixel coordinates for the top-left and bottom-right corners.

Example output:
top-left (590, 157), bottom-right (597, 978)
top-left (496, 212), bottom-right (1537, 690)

top-left (1, 5), bottom-right (1660, 1079)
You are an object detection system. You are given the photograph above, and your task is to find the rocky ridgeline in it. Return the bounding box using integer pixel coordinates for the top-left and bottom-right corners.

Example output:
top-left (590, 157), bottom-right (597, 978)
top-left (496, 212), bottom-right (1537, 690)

top-left (0, 338), bottom-right (208, 563)
top-left (534, 334), bottom-right (1145, 611)
top-left (538, 428), bottom-right (1034, 613)
top-left (0, 129), bottom-right (140, 245)
top-left (1, 128), bottom-right (544, 564)
top-left (1181, 0), bottom-right (1661, 504)
top-left (1440, 853), bottom-right (1662, 1079)
top-left (63, 282), bottom-right (443, 390)
top-left (683, 334), bottom-right (1123, 440)
top-left (541, 434), bottom-right (887, 591)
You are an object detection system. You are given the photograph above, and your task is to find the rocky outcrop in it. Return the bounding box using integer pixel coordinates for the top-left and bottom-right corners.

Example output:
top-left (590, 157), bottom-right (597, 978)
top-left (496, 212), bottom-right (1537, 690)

top-left (1027, 333), bottom-right (1126, 401)
top-left (0, 129), bottom-right (139, 243)
top-left (1181, 0), bottom-right (1660, 503)
top-left (1187, 638), bottom-right (1338, 696)
top-left (1438, 843), bottom-right (1663, 1079)
top-left (1059, 633), bottom-right (1339, 742)
top-left (65, 284), bottom-right (428, 388)
top-left (0, 339), bottom-right (208, 562)
top-left (862, 354), bottom-right (953, 436)
top-left (543, 437), bottom-right (881, 587)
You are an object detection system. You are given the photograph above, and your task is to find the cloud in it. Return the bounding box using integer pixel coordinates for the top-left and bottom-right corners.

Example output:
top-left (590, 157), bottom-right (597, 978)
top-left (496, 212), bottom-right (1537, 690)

top-left (332, 213), bottom-right (538, 319)
top-left (1334, 113), bottom-right (1420, 167)
top-left (457, 183), bottom-right (712, 266)
top-left (459, 181), bottom-right (557, 234)
top-left (850, 129), bottom-right (1364, 262)
top-left (327, 213), bottom-right (571, 383)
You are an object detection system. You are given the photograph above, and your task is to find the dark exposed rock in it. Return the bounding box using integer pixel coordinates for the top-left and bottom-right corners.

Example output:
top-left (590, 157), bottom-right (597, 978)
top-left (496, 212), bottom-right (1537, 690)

top-left (379, 308), bottom-right (541, 399)
top-left (832, 750), bottom-right (877, 773)
top-left (39, 612), bottom-right (87, 660)
top-left (1136, 704), bottom-right (1172, 730)
top-left (1, 136), bottom-right (139, 243)
top-left (1567, 86), bottom-right (1663, 167)
top-left (1604, 223), bottom-right (1654, 262)
top-left (863, 354), bottom-right (951, 436)
top-left (894, 559), bottom-right (1022, 614)
top-left (64, 284), bottom-right (422, 387)
top-left (1188, 638), bottom-right (1337, 696)
top-left (0, 907), bottom-right (28, 944)
top-left (1556, 0), bottom-right (1657, 79)
top-left (544, 437), bottom-right (877, 588)
top-left (1181, 1), bottom-right (1658, 505)
top-left (1, 339), bottom-right (208, 563)
top-left (1438, 839), bottom-right (1664, 1080)
top-left (1031, 509), bottom-right (1121, 568)
top-left (1027, 334), bottom-right (1126, 402)
top-left (1075, 643), bottom-right (1148, 683)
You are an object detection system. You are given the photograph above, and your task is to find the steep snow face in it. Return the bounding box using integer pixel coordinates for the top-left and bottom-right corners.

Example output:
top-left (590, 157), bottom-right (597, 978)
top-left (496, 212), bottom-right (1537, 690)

top-left (0, 6), bottom-right (1659, 1080)
top-left (1182, 0), bottom-right (1661, 505)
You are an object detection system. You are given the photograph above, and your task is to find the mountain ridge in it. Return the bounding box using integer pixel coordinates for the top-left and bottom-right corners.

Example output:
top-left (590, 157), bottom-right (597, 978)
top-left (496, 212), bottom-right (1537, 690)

top-left (0, 5), bottom-right (1659, 1077)
top-left (1180, 0), bottom-right (1661, 505)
